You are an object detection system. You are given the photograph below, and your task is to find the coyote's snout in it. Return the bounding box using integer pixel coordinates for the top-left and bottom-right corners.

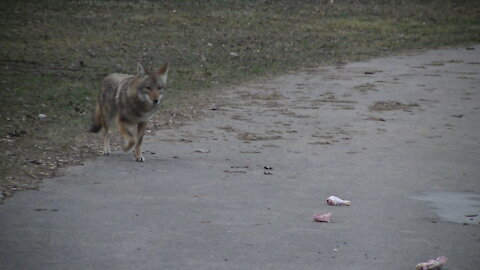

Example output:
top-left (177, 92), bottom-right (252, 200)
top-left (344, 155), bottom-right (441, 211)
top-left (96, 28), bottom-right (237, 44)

top-left (89, 62), bottom-right (169, 162)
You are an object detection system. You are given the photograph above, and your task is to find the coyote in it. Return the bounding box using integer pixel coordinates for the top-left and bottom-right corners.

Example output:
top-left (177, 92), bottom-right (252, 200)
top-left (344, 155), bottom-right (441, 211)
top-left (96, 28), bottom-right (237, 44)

top-left (89, 62), bottom-right (169, 162)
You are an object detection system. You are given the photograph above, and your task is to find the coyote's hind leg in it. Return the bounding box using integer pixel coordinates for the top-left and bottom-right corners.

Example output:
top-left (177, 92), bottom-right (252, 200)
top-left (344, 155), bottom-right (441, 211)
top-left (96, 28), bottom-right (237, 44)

top-left (102, 126), bottom-right (111, 155)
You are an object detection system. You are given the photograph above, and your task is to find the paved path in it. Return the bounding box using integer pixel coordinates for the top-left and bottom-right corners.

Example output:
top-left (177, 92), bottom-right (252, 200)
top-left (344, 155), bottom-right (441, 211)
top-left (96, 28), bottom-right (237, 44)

top-left (1, 47), bottom-right (480, 270)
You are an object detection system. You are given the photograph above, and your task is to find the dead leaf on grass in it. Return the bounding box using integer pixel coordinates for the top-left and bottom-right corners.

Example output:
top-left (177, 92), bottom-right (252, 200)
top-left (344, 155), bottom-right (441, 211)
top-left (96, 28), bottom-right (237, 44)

top-left (369, 101), bottom-right (419, 112)
top-left (217, 125), bottom-right (237, 132)
top-left (353, 83), bottom-right (378, 93)
top-left (237, 133), bottom-right (282, 141)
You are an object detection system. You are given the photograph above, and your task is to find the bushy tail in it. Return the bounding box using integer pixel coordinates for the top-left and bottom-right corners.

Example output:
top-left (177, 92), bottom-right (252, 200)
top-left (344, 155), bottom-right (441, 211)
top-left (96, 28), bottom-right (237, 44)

top-left (88, 103), bottom-right (103, 133)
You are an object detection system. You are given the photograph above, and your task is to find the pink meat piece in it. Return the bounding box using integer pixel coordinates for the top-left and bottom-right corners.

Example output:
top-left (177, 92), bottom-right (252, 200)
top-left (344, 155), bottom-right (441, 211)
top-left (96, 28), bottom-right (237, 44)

top-left (313, 212), bottom-right (332, 223)
top-left (326, 195), bottom-right (351, 206)
top-left (415, 256), bottom-right (448, 270)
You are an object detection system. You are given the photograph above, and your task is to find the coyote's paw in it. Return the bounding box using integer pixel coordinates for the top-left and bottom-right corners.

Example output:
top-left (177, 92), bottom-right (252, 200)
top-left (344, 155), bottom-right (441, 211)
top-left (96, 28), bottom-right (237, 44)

top-left (134, 154), bottom-right (145, 162)
top-left (102, 146), bottom-right (111, 155)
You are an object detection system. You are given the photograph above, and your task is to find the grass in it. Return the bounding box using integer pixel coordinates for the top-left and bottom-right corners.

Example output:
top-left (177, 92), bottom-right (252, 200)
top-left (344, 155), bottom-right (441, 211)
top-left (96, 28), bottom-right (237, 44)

top-left (1, 0), bottom-right (479, 199)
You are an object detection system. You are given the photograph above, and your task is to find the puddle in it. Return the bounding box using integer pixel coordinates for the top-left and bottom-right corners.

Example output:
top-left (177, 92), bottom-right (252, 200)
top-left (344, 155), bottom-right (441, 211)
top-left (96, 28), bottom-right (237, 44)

top-left (411, 191), bottom-right (480, 225)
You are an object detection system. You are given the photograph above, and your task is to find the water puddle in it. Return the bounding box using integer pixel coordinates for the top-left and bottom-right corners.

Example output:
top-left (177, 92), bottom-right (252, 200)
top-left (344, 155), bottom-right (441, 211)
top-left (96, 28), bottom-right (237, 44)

top-left (411, 191), bottom-right (480, 225)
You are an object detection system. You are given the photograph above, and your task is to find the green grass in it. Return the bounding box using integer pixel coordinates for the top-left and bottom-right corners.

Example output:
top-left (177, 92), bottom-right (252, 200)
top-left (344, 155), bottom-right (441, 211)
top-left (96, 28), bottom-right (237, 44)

top-left (1, 0), bottom-right (479, 197)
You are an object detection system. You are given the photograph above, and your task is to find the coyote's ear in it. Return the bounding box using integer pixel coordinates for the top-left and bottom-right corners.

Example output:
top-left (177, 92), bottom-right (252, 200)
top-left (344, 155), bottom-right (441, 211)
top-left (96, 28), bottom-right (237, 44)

top-left (158, 62), bottom-right (169, 82)
top-left (137, 62), bottom-right (146, 77)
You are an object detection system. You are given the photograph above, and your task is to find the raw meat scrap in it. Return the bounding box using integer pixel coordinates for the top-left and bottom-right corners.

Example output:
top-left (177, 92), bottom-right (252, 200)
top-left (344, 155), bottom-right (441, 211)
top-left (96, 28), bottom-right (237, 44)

top-left (415, 256), bottom-right (447, 270)
top-left (313, 212), bottom-right (332, 223)
top-left (327, 196), bottom-right (351, 206)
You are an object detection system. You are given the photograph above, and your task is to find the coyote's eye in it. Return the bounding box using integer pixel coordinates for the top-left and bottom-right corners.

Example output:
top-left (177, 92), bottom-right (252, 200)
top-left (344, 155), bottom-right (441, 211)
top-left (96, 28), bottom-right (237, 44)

top-left (145, 86), bottom-right (151, 90)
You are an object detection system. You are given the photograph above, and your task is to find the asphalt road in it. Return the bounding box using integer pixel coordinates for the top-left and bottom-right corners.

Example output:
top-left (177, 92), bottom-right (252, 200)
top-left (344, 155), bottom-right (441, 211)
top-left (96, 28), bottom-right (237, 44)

top-left (1, 46), bottom-right (479, 270)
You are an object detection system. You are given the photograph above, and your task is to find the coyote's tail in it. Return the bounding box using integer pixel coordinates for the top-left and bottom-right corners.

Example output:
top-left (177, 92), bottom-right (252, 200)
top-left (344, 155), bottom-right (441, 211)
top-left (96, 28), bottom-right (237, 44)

top-left (88, 103), bottom-right (103, 133)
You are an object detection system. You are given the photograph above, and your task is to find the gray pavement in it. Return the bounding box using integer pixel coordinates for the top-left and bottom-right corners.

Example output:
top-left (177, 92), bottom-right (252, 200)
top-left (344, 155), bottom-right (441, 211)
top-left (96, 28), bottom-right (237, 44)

top-left (1, 46), bottom-right (480, 270)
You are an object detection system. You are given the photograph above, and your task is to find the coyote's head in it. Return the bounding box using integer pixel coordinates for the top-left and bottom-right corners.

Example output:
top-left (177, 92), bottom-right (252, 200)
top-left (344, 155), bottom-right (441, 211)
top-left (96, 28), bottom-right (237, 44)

top-left (135, 62), bottom-right (169, 106)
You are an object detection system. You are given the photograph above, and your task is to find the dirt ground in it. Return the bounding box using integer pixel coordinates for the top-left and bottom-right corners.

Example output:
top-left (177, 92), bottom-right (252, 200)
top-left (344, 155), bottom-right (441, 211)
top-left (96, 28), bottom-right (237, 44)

top-left (1, 46), bottom-right (479, 269)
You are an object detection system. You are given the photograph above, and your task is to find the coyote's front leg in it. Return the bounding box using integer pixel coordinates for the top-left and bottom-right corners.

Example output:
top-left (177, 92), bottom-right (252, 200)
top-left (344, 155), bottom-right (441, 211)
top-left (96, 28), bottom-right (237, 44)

top-left (117, 116), bottom-right (135, 153)
top-left (134, 122), bottom-right (147, 162)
